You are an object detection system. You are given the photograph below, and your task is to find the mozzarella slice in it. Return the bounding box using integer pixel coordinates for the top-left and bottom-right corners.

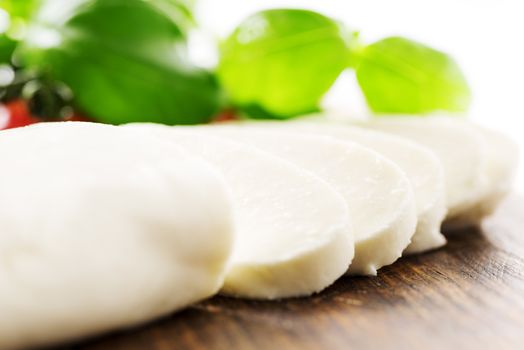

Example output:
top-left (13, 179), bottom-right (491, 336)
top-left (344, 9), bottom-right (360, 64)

top-left (0, 122), bottom-right (234, 350)
top-left (127, 123), bottom-right (353, 299)
top-left (205, 125), bottom-right (417, 275)
top-left (443, 124), bottom-right (519, 229)
top-left (357, 117), bottom-right (488, 221)
top-left (476, 127), bottom-right (519, 211)
top-left (283, 122), bottom-right (447, 254)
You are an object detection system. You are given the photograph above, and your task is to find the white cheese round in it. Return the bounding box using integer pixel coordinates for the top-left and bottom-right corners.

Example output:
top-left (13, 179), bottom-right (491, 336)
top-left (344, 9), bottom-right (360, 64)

top-left (358, 117), bottom-right (488, 221)
top-left (206, 125), bottom-right (417, 275)
top-left (0, 122), bottom-right (234, 350)
top-left (284, 122), bottom-right (447, 254)
top-left (127, 124), bottom-right (353, 299)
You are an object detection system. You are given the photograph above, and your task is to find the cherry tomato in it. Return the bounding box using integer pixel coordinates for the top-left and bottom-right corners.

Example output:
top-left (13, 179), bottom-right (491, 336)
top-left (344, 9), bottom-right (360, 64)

top-left (213, 109), bottom-right (238, 123)
top-left (0, 100), bottom-right (40, 130)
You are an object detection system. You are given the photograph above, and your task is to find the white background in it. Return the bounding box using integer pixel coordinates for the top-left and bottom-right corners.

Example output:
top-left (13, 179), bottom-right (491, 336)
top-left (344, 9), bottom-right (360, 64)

top-left (194, 0), bottom-right (524, 192)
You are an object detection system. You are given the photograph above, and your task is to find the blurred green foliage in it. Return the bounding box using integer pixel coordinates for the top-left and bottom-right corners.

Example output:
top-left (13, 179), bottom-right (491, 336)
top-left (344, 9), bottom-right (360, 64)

top-left (0, 1), bottom-right (471, 124)
top-left (21, 0), bottom-right (221, 124)
top-left (0, 34), bottom-right (16, 64)
top-left (0, 0), bottom-right (40, 20)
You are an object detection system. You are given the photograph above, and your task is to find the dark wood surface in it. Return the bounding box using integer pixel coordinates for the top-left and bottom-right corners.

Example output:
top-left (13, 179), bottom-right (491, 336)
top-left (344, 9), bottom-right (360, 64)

top-left (71, 195), bottom-right (524, 350)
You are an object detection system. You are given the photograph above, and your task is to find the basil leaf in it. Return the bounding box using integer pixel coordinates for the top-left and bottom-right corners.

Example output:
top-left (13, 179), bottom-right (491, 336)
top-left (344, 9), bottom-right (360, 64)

top-left (356, 36), bottom-right (471, 114)
top-left (218, 9), bottom-right (353, 119)
top-left (146, 0), bottom-right (195, 34)
top-left (0, 0), bottom-right (41, 48)
top-left (0, 34), bottom-right (16, 64)
top-left (0, 0), bottom-right (40, 21)
top-left (21, 0), bottom-right (221, 125)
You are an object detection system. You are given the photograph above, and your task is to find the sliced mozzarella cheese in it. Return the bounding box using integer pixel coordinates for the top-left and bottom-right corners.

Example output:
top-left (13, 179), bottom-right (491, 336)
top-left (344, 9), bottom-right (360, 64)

top-left (282, 122), bottom-right (447, 254)
top-left (0, 122), bottom-right (234, 350)
top-left (356, 117), bottom-right (489, 221)
top-left (204, 125), bottom-right (417, 275)
top-left (476, 127), bottom-right (519, 211)
top-left (443, 124), bottom-right (519, 229)
top-left (127, 123), bottom-right (353, 299)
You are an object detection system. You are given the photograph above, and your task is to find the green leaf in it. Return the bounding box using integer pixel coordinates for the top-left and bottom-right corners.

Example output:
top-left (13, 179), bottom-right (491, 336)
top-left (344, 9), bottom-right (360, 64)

top-left (0, 0), bottom-right (42, 41)
top-left (218, 9), bottom-right (353, 119)
top-left (0, 0), bottom-right (41, 20)
top-left (356, 36), bottom-right (471, 114)
top-left (0, 34), bottom-right (16, 64)
top-left (21, 0), bottom-right (221, 125)
top-left (146, 0), bottom-right (195, 34)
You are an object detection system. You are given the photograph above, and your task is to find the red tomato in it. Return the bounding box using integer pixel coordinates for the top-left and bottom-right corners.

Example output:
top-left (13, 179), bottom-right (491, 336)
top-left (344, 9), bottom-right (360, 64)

top-left (0, 100), bottom-right (39, 130)
top-left (213, 109), bottom-right (238, 123)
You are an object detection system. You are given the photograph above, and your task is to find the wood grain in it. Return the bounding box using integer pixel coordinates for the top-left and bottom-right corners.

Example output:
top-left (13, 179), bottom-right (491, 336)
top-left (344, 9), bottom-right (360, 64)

top-left (68, 195), bottom-right (524, 350)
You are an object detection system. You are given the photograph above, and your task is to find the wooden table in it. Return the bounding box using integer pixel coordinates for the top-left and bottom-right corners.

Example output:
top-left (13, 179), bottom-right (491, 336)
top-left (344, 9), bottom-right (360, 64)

top-left (72, 195), bottom-right (524, 350)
